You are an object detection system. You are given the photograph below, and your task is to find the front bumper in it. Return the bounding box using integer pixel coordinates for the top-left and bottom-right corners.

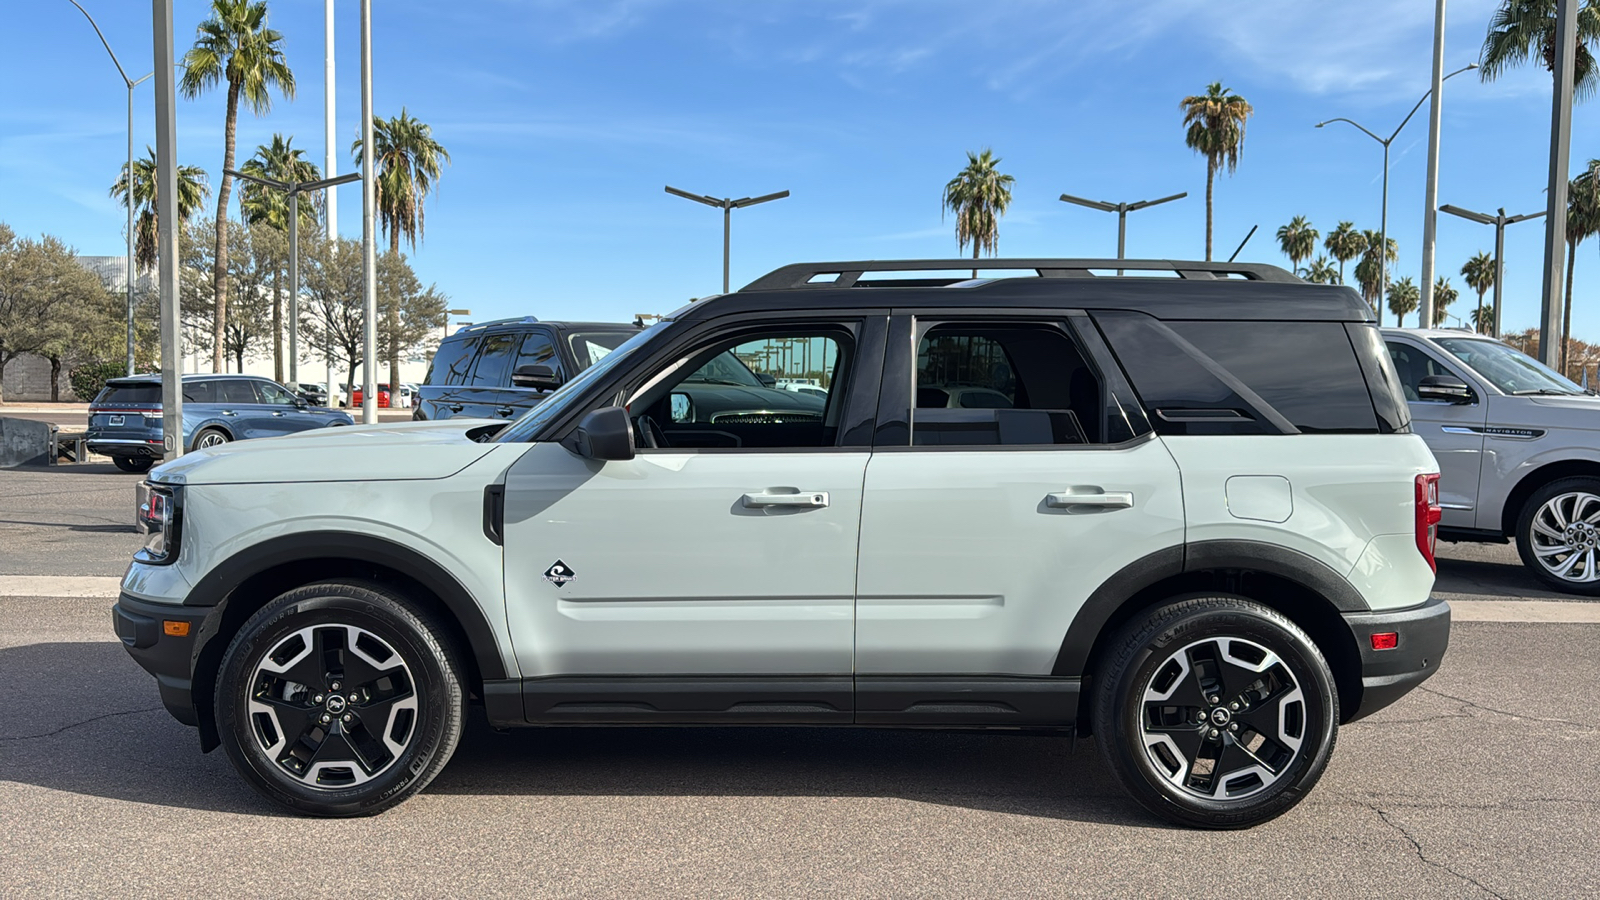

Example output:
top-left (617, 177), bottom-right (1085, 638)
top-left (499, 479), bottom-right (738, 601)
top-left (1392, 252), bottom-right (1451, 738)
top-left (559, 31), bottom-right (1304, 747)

top-left (1342, 595), bottom-right (1451, 720)
top-left (112, 592), bottom-right (209, 726)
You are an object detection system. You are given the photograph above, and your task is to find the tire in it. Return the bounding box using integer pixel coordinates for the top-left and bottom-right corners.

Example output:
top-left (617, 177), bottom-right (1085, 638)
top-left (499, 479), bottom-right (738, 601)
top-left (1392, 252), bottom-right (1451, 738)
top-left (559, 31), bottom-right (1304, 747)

top-left (1093, 595), bottom-right (1338, 829)
top-left (112, 455), bottom-right (154, 474)
top-left (1514, 476), bottom-right (1600, 596)
top-left (213, 581), bottom-right (466, 817)
top-left (193, 427), bottom-right (231, 450)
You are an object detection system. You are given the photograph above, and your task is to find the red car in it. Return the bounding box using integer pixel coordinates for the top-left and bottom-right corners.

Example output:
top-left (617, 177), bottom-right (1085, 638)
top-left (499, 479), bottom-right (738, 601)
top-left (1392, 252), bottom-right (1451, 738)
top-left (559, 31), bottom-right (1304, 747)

top-left (350, 384), bottom-right (391, 408)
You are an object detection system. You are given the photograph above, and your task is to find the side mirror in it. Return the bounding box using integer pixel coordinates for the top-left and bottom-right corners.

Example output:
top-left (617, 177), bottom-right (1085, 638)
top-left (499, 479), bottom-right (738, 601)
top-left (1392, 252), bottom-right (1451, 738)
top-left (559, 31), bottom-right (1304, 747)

top-left (1417, 374), bottom-right (1474, 404)
top-left (293, 397), bottom-right (308, 409)
top-left (670, 392), bottom-right (694, 424)
top-left (756, 372), bottom-right (777, 388)
top-left (512, 363), bottom-right (563, 391)
top-left (566, 406), bottom-right (634, 461)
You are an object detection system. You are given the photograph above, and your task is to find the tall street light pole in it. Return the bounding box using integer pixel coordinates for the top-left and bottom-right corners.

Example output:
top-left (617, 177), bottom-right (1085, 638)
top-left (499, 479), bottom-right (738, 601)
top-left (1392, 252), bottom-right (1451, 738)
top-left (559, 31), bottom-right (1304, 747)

top-left (1058, 191), bottom-right (1187, 261)
top-left (224, 169), bottom-right (361, 384)
top-left (360, 0), bottom-right (378, 425)
top-left (151, 0), bottom-right (182, 459)
top-left (1540, 0), bottom-right (1579, 368)
top-left (665, 186), bottom-right (789, 293)
top-left (324, 0), bottom-right (339, 407)
top-left (1438, 204), bottom-right (1544, 338)
top-left (1418, 0), bottom-right (1451, 329)
top-left (1316, 62), bottom-right (1477, 312)
top-left (68, 0), bottom-right (154, 377)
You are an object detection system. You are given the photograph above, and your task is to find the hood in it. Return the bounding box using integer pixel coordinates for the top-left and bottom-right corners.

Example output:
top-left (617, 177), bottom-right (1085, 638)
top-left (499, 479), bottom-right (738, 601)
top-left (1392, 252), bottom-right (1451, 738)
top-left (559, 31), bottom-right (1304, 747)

top-left (149, 419), bottom-right (509, 486)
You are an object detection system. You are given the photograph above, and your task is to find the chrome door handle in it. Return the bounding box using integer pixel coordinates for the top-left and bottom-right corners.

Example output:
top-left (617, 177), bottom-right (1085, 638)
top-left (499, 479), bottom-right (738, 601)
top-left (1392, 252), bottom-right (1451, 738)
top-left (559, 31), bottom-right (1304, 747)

top-left (742, 490), bottom-right (830, 509)
top-left (272, 411), bottom-right (286, 417)
top-left (1046, 489), bottom-right (1134, 509)
top-left (221, 410), bottom-right (238, 416)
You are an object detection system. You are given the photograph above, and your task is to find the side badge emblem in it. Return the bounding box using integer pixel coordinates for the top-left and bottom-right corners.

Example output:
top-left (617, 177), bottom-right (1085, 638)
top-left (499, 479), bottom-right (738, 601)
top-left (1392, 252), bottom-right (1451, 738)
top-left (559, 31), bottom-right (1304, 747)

top-left (543, 560), bottom-right (576, 588)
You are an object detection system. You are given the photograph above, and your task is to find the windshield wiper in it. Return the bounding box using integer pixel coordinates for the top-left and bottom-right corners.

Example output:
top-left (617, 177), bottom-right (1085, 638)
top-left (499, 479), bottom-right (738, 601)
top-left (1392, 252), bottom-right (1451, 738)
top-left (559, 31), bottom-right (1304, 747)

top-left (684, 377), bottom-right (753, 386)
top-left (1511, 388), bottom-right (1583, 396)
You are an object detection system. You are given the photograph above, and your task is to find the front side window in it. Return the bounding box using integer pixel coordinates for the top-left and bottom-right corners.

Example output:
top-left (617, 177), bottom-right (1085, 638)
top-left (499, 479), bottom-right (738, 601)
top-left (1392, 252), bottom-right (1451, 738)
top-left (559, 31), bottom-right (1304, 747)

top-left (1434, 337), bottom-right (1586, 396)
top-left (910, 323), bottom-right (1111, 446)
top-left (255, 381), bottom-right (298, 405)
top-left (1386, 341), bottom-right (1464, 401)
top-left (627, 329), bottom-right (851, 450)
top-left (513, 331), bottom-right (561, 378)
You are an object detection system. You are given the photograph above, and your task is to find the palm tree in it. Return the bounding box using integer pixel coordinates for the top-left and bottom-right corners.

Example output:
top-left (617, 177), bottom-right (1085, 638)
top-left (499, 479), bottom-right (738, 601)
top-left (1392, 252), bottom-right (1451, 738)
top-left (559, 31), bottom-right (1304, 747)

top-left (1461, 251), bottom-right (1496, 333)
top-left (1480, 0), bottom-right (1600, 101)
top-left (1388, 276), bottom-right (1420, 327)
top-left (1324, 221), bottom-right (1366, 285)
top-left (1432, 277), bottom-right (1459, 327)
top-left (239, 134), bottom-right (320, 382)
top-left (940, 149), bottom-right (1015, 277)
top-left (1181, 82), bottom-right (1253, 260)
top-left (352, 108), bottom-right (450, 390)
top-left (1354, 229), bottom-right (1399, 313)
top-left (1561, 161), bottom-right (1600, 370)
top-left (180, 0), bottom-right (294, 373)
top-left (1276, 216), bottom-right (1319, 275)
top-left (1304, 256), bottom-right (1339, 284)
top-left (1470, 304), bottom-right (1495, 333)
top-left (110, 147), bottom-right (210, 273)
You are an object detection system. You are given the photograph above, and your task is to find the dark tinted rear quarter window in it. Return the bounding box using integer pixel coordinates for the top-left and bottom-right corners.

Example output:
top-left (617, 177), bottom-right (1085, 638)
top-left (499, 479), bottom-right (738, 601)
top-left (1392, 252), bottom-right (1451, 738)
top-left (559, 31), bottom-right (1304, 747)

top-left (429, 336), bottom-right (481, 386)
top-left (1171, 321), bottom-right (1379, 433)
top-left (1092, 312), bottom-right (1277, 436)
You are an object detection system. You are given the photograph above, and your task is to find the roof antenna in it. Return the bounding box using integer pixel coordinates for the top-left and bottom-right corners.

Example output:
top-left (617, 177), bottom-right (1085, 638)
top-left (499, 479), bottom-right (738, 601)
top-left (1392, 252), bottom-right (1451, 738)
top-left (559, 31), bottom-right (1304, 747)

top-left (1227, 225), bottom-right (1258, 263)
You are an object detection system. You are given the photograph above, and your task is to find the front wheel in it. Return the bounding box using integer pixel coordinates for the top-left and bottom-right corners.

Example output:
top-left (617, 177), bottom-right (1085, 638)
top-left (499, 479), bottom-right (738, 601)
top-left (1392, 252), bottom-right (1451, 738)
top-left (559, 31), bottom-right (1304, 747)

top-left (1093, 596), bottom-right (1338, 829)
top-left (1515, 476), bottom-right (1600, 596)
top-left (214, 581), bottom-right (465, 817)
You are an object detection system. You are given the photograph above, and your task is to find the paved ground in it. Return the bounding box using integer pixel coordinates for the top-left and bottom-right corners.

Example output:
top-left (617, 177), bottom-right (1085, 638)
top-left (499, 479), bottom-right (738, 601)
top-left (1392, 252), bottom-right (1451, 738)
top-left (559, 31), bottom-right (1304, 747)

top-left (2, 466), bottom-right (1597, 897)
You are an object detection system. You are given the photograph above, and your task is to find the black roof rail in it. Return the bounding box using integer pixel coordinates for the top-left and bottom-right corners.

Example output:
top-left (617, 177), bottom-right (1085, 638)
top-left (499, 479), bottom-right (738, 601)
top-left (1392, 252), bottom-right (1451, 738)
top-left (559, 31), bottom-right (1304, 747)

top-left (739, 258), bottom-right (1302, 291)
top-left (453, 315), bottom-right (540, 334)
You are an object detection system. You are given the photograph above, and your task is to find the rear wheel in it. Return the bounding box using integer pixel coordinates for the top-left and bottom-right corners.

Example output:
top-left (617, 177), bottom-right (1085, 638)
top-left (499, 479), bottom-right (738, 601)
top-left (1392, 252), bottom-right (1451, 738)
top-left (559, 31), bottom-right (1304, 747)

top-left (214, 581), bottom-right (465, 817)
top-left (111, 455), bottom-right (154, 474)
top-left (193, 427), bottom-right (230, 450)
top-left (1093, 596), bottom-right (1338, 829)
top-left (1515, 476), bottom-right (1600, 596)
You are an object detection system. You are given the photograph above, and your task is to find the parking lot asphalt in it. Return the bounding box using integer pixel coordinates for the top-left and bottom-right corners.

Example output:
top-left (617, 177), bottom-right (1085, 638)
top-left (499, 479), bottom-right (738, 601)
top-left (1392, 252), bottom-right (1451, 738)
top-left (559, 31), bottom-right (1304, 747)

top-left (2, 464), bottom-right (1597, 897)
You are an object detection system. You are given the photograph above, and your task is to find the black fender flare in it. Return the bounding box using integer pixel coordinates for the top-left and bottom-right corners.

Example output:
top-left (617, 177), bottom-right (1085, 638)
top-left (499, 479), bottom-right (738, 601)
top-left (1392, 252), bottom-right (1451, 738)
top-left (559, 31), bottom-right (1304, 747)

top-left (1051, 540), bottom-right (1368, 676)
top-left (184, 531), bottom-right (507, 681)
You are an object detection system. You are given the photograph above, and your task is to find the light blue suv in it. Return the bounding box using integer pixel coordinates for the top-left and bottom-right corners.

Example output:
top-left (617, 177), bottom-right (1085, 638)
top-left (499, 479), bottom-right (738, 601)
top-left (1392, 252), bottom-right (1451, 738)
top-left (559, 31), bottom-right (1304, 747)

top-left (87, 374), bottom-right (353, 473)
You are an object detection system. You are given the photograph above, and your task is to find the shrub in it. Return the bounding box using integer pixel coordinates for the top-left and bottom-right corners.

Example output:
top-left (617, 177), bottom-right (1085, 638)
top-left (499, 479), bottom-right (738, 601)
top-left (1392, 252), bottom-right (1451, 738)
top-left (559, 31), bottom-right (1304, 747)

top-left (69, 361), bottom-right (128, 402)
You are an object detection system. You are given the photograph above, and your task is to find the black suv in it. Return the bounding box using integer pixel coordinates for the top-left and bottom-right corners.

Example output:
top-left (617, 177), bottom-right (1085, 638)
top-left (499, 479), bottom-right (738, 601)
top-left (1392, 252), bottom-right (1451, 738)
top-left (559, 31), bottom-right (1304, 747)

top-left (413, 318), bottom-right (641, 422)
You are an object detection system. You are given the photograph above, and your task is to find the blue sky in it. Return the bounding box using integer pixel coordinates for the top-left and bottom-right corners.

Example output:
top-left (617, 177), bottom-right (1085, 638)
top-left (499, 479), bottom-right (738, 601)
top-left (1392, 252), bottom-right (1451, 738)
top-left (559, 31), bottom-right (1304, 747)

top-left (4, 0), bottom-right (1597, 336)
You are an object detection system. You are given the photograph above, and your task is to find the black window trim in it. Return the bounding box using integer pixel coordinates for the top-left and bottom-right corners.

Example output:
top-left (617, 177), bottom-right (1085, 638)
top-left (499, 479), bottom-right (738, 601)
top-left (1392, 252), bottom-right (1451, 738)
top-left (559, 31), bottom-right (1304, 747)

top-left (872, 310), bottom-right (1156, 452)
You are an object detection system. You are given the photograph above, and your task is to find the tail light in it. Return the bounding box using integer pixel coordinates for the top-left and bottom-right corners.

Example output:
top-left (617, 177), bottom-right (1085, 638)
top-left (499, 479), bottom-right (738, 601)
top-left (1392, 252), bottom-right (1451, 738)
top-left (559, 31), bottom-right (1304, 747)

top-left (1415, 473), bottom-right (1442, 572)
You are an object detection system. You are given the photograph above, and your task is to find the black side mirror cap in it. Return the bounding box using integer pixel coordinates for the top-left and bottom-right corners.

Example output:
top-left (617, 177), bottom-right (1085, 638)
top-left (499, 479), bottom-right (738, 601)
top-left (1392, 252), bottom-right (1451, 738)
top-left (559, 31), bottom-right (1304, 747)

top-left (565, 406), bottom-right (634, 461)
top-left (1417, 374), bottom-right (1474, 404)
top-left (756, 372), bottom-right (777, 387)
top-left (512, 364), bottom-right (563, 391)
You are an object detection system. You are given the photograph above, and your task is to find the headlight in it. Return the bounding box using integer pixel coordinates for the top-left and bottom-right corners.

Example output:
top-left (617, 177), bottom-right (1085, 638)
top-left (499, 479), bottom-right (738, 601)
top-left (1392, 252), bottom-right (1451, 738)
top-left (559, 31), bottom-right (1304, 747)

top-left (137, 484), bottom-right (182, 564)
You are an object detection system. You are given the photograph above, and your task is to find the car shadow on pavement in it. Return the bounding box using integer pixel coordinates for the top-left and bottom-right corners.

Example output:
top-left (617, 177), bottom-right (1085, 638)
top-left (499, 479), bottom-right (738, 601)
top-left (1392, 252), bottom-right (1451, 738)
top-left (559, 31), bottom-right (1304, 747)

top-left (1, 640), bottom-right (1153, 826)
top-left (1432, 556), bottom-right (1571, 601)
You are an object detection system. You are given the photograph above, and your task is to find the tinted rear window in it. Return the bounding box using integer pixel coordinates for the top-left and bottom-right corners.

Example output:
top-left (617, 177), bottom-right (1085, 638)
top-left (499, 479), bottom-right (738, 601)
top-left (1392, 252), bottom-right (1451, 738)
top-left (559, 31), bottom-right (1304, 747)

top-left (96, 384), bottom-right (160, 404)
top-left (1169, 321), bottom-right (1380, 433)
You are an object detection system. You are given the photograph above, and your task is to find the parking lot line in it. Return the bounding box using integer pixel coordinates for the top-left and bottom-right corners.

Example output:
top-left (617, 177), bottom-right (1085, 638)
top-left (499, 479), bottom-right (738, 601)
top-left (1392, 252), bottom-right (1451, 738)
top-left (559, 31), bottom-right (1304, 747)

top-left (0, 576), bottom-right (122, 598)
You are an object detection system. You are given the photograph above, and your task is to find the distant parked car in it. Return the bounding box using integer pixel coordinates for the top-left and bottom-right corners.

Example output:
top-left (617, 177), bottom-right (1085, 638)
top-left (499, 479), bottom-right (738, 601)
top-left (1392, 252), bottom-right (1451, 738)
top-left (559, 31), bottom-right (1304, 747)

top-left (778, 381), bottom-right (829, 399)
top-left (350, 384), bottom-right (392, 408)
top-left (917, 385), bottom-right (1015, 409)
top-left (414, 318), bottom-right (641, 421)
top-left (86, 374), bottom-right (354, 473)
top-left (294, 382), bottom-right (328, 406)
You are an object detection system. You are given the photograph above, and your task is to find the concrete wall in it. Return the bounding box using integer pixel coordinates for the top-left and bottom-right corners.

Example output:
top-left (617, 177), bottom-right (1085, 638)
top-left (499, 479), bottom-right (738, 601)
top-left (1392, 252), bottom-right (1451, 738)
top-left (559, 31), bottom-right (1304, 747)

top-left (1, 354), bottom-right (77, 403)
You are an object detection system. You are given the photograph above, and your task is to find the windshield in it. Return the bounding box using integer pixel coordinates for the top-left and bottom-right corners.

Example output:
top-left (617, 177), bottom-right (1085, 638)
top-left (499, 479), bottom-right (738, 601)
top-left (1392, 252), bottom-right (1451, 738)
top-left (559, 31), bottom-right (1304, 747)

top-left (682, 350), bottom-right (764, 387)
top-left (1435, 337), bottom-right (1587, 396)
top-left (567, 330), bottom-right (639, 371)
top-left (497, 324), bottom-right (662, 442)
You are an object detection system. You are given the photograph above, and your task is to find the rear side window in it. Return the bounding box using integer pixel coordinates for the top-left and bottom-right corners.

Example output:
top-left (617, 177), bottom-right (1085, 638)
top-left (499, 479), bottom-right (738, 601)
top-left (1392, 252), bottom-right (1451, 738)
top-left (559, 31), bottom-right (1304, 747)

top-left (428, 336), bottom-right (481, 386)
top-left (96, 383), bottom-right (160, 404)
top-left (1092, 312), bottom-right (1283, 436)
top-left (1170, 321), bottom-right (1380, 433)
top-left (468, 333), bottom-right (518, 387)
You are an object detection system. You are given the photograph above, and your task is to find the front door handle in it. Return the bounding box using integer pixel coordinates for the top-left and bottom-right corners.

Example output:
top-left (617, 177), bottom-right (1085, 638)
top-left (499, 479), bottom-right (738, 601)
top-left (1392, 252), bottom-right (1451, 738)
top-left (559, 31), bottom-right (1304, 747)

top-left (272, 411), bottom-right (286, 417)
top-left (1046, 489), bottom-right (1134, 510)
top-left (742, 490), bottom-right (830, 509)
top-left (221, 410), bottom-right (238, 416)
top-left (495, 406), bottom-right (514, 417)
top-left (447, 403), bottom-right (464, 413)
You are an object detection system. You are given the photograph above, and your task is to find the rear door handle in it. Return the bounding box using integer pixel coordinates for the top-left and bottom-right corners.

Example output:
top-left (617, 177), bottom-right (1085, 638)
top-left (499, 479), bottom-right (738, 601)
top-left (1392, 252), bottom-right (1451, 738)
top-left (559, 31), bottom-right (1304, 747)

top-left (447, 403), bottom-right (464, 413)
top-left (742, 490), bottom-right (830, 509)
top-left (271, 411), bottom-right (286, 417)
top-left (495, 406), bottom-right (514, 417)
top-left (1046, 489), bottom-right (1134, 509)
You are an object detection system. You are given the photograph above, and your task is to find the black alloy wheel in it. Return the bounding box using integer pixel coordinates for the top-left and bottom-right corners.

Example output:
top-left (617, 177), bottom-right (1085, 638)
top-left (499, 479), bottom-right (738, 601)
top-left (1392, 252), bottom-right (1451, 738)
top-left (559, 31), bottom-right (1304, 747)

top-left (214, 581), bottom-right (465, 817)
top-left (1093, 595), bottom-right (1338, 829)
